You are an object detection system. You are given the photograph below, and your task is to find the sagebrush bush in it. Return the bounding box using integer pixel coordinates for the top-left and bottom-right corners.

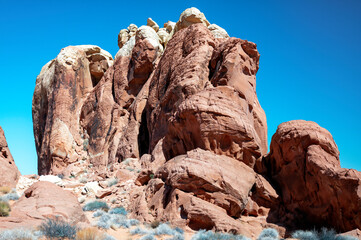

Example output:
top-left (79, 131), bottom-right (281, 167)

top-left (0, 228), bottom-right (38, 240)
top-left (94, 212), bottom-right (139, 229)
top-left (154, 223), bottom-right (178, 236)
top-left (83, 201), bottom-right (109, 211)
top-left (130, 227), bottom-right (152, 235)
top-left (109, 207), bottom-right (127, 215)
top-left (191, 230), bottom-right (250, 240)
top-left (257, 228), bottom-right (279, 240)
top-left (140, 234), bottom-right (156, 240)
top-left (93, 210), bottom-right (105, 218)
top-left (0, 192), bottom-right (20, 202)
top-left (292, 228), bottom-right (358, 240)
top-left (130, 223), bottom-right (184, 240)
top-left (0, 201), bottom-right (10, 217)
top-left (107, 178), bottom-right (118, 187)
top-left (39, 217), bottom-right (77, 240)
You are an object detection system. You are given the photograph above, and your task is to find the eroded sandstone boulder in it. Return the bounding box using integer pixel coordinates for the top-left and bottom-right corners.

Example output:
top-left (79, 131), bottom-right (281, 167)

top-left (0, 127), bottom-right (20, 188)
top-left (0, 181), bottom-right (87, 229)
top-left (265, 120), bottom-right (361, 232)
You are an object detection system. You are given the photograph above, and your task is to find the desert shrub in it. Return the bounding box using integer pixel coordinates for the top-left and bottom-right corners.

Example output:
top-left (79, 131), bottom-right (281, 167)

top-left (0, 186), bottom-right (11, 194)
top-left (96, 220), bottom-right (110, 230)
top-left (0, 192), bottom-right (20, 202)
top-left (94, 212), bottom-right (139, 230)
top-left (103, 234), bottom-right (116, 240)
top-left (93, 210), bottom-right (105, 218)
top-left (165, 233), bottom-right (185, 240)
top-left (83, 201), bottom-right (109, 211)
top-left (57, 174), bottom-right (64, 179)
top-left (292, 228), bottom-right (358, 240)
top-left (150, 220), bottom-right (160, 229)
top-left (109, 207), bottom-right (127, 215)
top-left (0, 201), bottom-right (10, 217)
top-left (128, 218), bottom-right (140, 225)
top-left (257, 228), bottom-right (279, 240)
top-left (107, 178), bottom-right (118, 187)
top-left (191, 230), bottom-right (250, 240)
top-left (154, 223), bottom-right (178, 236)
top-left (140, 234), bottom-right (156, 240)
top-left (130, 223), bottom-right (184, 239)
top-left (130, 227), bottom-right (152, 235)
top-left (39, 217), bottom-right (77, 240)
top-left (0, 228), bottom-right (38, 240)
top-left (292, 230), bottom-right (317, 240)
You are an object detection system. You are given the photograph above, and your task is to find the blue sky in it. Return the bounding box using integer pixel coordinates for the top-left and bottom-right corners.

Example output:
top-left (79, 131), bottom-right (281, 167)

top-left (0, 0), bottom-right (360, 174)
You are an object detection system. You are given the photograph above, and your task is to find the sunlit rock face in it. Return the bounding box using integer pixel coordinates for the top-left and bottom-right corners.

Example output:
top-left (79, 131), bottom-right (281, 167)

top-left (31, 7), bottom-right (360, 238)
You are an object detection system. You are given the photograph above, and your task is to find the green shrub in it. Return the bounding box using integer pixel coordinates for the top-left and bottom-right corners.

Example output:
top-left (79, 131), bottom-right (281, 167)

top-left (82, 201), bottom-right (109, 211)
top-left (0, 201), bottom-right (10, 217)
top-left (109, 207), bottom-right (127, 215)
top-left (39, 217), bottom-right (77, 240)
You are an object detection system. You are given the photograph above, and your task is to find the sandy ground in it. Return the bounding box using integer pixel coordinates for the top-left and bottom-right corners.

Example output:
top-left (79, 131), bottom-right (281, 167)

top-left (107, 227), bottom-right (195, 240)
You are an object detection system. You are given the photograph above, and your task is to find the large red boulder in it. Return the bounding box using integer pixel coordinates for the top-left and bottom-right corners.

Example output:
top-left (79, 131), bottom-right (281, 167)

top-left (0, 181), bottom-right (88, 229)
top-left (0, 126), bottom-right (20, 188)
top-left (265, 120), bottom-right (361, 232)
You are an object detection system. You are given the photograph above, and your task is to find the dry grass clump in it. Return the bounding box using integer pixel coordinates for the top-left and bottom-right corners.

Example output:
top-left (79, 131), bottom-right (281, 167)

top-left (0, 201), bottom-right (10, 217)
top-left (0, 186), bottom-right (11, 194)
top-left (76, 227), bottom-right (104, 240)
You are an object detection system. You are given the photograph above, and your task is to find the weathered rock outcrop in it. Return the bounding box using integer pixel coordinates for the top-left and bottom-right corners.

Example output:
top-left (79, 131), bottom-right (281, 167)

top-left (0, 127), bottom-right (20, 188)
top-left (264, 120), bottom-right (361, 232)
top-left (32, 45), bottom-right (113, 175)
top-left (147, 24), bottom-right (267, 168)
top-left (0, 181), bottom-right (87, 229)
top-left (129, 149), bottom-right (284, 238)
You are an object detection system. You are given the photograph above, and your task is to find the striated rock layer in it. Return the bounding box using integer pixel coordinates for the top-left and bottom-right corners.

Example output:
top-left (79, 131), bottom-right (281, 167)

top-left (0, 127), bottom-right (20, 188)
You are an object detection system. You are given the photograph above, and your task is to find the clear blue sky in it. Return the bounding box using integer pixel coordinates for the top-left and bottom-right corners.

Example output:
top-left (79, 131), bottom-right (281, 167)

top-left (0, 0), bottom-right (360, 174)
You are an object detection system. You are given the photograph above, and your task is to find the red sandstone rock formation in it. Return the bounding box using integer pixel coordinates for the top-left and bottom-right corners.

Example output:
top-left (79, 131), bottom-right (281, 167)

top-left (32, 45), bottom-right (113, 175)
top-left (263, 120), bottom-right (361, 232)
top-left (0, 126), bottom-right (20, 188)
top-left (0, 181), bottom-right (88, 229)
top-left (30, 7), bottom-right (361, 238)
